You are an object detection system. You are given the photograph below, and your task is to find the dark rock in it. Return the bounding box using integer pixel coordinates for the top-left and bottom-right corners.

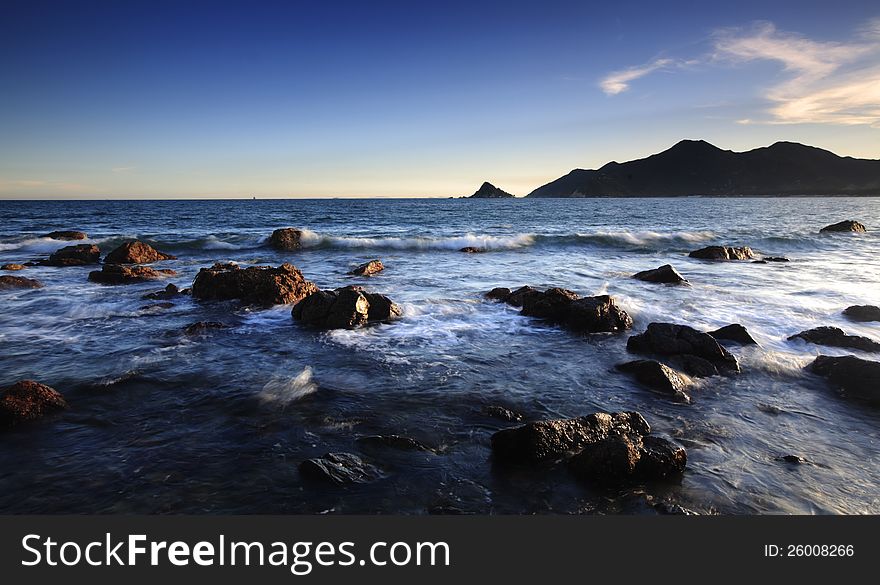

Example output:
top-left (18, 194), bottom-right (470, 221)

top-left (688, 246), bottom-right (754, 261)
top-left (789, 326), bottom-right (880, 352)
top-left (41, 230), bottom-right (87, 240)
top-left (356, 435), bottom-right (433, 452)
top-left (843, 305), bottom-right (880, 322)
top-left (808, 355), bottom-right (880, 404)
top-left (490, 411), bottom-right (650, 464)
top-left (1, 264), bottom-right (25, 271)
top-left (292, 286), bottom-right (400, 329)
top-left (633, 264), bottom-right (688, 284)
top-left (460, 247), bottom-right (485, 253)
top-left (361, 291), bottom-right (402, 321)
top-left (504, 286), bottom-right (631, 333)
top-left (469, 181), bottom-right (514, 198)
top-left (615, 360), bottom-right (693, 403)
top-left (778, 455), bottom-right (808, 464)
top-left (42, 244), bottom-right (101, 266)
top-left (299, 452), bottom-right (381, 484)
top-left (486, 405), bottom-right (524, 422)
top-left (568, 434), bottom-right (641, 483)
top-left (820, 220), bottom-right (866, 233)
top-left (104, 240), bottom-right (175, 264)
top-left (142, 283), bottom-right (188, 300)
top-left (762, 256), bottom-right (790, 262)
top-left (635, 436), bottom-right (688, 478)
top-left (349, 259), bottom-right (384, 276)
top-left (709, 323), bottom-right (758, 345)
top-left (504, 286), bottom-right (542, 307)
top-left (485, 287), bottom-right (512, 301)
top-left (520, 287), bottom-right (580, 321)
top-left (627, 323), bottom-right (740, 373)
top-left (0, 275), bottom-right (42, 290)
top-left (676, 354), bottom-right (720, 378)
top-left (192, 262), bottom-right (318, 306)
top-left (0, 380), bottom-right (68, 428)
top-left (268, 228), bottom-right (304, 251)
top-left (88, 264), bottom-right (177, 285)
top-left (140, 302), bottom-right (174, 311)
top-left (183, 321), bottom-right (229, 335)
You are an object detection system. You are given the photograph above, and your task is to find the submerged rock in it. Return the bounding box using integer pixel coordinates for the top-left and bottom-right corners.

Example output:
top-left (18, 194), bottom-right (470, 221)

top-left (0, 380), bottom-right (68, 429)
top-left (292, 285), bottom-right (401, 329)
top-left (777, 455), bottom-right (808, 465)
top-left (568, 434), bottom-right (686, 484)
top-left (633, 264), bottom-right (688, 284)
top-left (104, 240), bottom-right (175, 264)
top-left (192, 262), bottom-right (318, 306)
top-left (627, 322), bottom-right (740, 375)
top-left (349, 259), bottom-right (384, 276)
top-left (492, 285), bottom-right (632, 333)
top-left (0, 275), bottom-right (42, 290)
top-left (1, 264), bottom-right (25, 271)
top-left (843, 305), bottom-right (880, 322)
top-left (688, 246), bottom-right (754, 261)
top-left (42, 244), bottom-right (101, 266)
top-left (486, 405), bottom-right (524, 422)
top-left (142, 283), bottom-right (190, 300)
top-left (808, 355), bottom-right (880, 404)
top-left (183, 321), bottom-right (229, 335)
top-left (484, 287), bottom-right (512, 301)
top-left (88, 264), bottom-right (176, 285)
top-left (299, 452), bottom-right (381, 484)
top-left (268, 227), bottom-right (305, 251)
top-left (709, 323), bottom-right (758, 345)
top-left (615, 360), bottom-right (693, 403)
top-left (761, 256), bottom-right (790, 262)
top-left (459, 246), bottom-right (485, 253)
top-left (789, 326), bottom-right (880, 352)
top-left (41, 230), bottom-right (87, 240)
top-left (820, 220), bottom-right (866, 233)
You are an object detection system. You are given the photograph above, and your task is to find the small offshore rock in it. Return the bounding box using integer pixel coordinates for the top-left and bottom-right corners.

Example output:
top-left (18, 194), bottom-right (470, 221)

top-left (192, 262), bottom-right (318, 306)
top-left (778, 455), bottom-right (808, 464)
top-left (633, 264), bottom-right (688, 284)
top-left (709, 323), bottom-right (757, 345)
top-left (142, 283), bottom-right (189, 300)
top-left (486, 405), bottom-right (524, 422)
top-left (460, 247), bottom-right (485, 253)
top-left (268, 228), bottom-right (304, 251)
top-left (615, 360), bottom-right (693, 403)
top-left (500, 286), bottom-right (631, 333)
top-left (299, 452), bottom-right (381, 484)
top-left (42, 244), bottom-right (101, 266)
top-left (688, 245), bottom-right (754, 261)
top-left (820, 220), bottom-right (866, 233)
top-left (807, 355), bottom-right (880, 404)
top-left (104, 240), bottom-right (175, 264)
top-left (88, 264), bottom-right (176, 285)
top-left (41, 230), bottom-right (87, 240)
top-left (843, 305), bottom-right (880, 322)
top-left (0, 275), bottom-right (43, 290)
top-left (183, 321), bottom-right (229, 335)
top-left (0, 380), bottom-right (68, 428)
top-left (789, 326), bottom-right (880, 352)
top-left (484, 287), bottom-right (512, 301)
top-left (349, 259), bottom-right (384, 276)
top-left (1, 264), bottom-right (25, 271)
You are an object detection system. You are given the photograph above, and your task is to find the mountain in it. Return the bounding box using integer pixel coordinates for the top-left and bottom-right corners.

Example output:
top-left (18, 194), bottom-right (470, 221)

top-left (526, 140), bottom-right (880, 197)
top-left (470, 182), bottom-right (515, 198)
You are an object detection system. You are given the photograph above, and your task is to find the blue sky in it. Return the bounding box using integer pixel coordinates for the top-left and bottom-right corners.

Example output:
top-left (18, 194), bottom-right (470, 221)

top-left (1, 0), bottom-right (878, 198)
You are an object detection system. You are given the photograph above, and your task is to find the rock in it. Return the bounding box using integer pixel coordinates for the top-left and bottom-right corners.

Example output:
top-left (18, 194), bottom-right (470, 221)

top-left (0, 275), bottom-right (42, 290)
top-left (843, 305), bottom-right (880, 322)
top-left (808, 355), bottom-right (880, 404)
top-left (676, 354), bottom-right (721, 378)
top-left (268, 228), bottom-right (304, 251)
top-left (506, 287), bottom-right (631, 333)
top-left (469, 181), bottom-right (514, 198)
top-left (820, 220), bottom-right (866, 233)
top-left (349, 259), bottom-right (384, 276)
top-left (142, 283), bottom-right (189, 300)
top-left (615, 360), bottom-right (692, 403)
top-left (292, 286), bottom-right (401, 329)
top-left (635, 436), bottom-right (688, 479)
top-left (42, 244), bottom-right (101, 266)
top-left (762, 256), bottom-right (790, 262)
top-left (503, 286), bottom-right (542, 307)
top-left (485, 287), bottom-right (512, 301)
top-left (777, 455), bottom-right (808, 464)
top-left (41, 230), bottom-right (87, 240)
top-left (688, 246), bottom-right (754, 261)
top-left (486, 405), bottom-right (524, 422)
top-left (633, 264), bottom-right (688, 284)
top-left (627, 323), bottom-right (740, 374)
top-left (709, 323), bottom-right (758, 345)
top-left (789, 326), bottom-right (880, 352)
top-left (183, 321), bottom-right (229, 335)
top-left (520, 287), bottom-right (580, 321)
top-left (299, 452), bottom-right (381, 484)
top-left (0, 380), bottom-right (68, 428)
top-left (103, 240), bottom-right (175, 264)
top-left (88, 264), bottom-right (176, 285)
top-left (460, 247), bottom-right (485, 253)
top-left (192, 262), bottom-right (318, 306)
top-left (140, 302), bottom-right (174, 311)
top-left (490, 411), bottom-right (650, 464)
top-left (356, 435), bottom-right (433, 452)
top-left (568, 434), bottom-right (641, 483)
top-left (1, 264), bottom-right (25, 271)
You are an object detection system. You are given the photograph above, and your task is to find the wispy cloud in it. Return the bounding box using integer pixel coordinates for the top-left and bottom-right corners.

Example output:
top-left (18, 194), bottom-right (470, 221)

top-left (599, 58), bottom-right (675, 95)
top-left (111, 166), bottom-right (136, 173)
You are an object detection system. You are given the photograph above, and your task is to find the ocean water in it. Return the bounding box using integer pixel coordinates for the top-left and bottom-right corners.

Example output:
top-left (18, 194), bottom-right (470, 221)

top-left (0, 197), bottom-right (879, 514)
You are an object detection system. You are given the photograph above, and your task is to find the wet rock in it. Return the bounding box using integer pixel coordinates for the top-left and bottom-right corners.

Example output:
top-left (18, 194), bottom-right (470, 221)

top-left (486, 405), bottom-right (524, 422)
top-left (688, 246), bottom-right (754, 261)
top-left (676, 354), bottom-right (721, 378)
top-left (615, 360), bottom-right (692, 403)
top-left (777, 455), bottom-right (808, 464)
top-left (568, 434), bottom-right (641, 483)
top-left (268, 228), bottom-right (304, 251)
top-left (349, 259), bottom-right (384, 276)
top-left (1, 264), bottom-right (25, 271)
top-left (0, 275), bottom-right (42, 290)
top-left (0, 380), bottom-right (68, 429)
top-left (192, 262), bottom-right (318, 306)
top-left (140, 302), bottom-right (174, 311)
top-left (651, 500), bottom-right (699, 515)
top-left (485, 287), bottom-right (512, 301)
top-left (299, 452), bottom-right (381, 484)
top-left (356, 435), bottom-right (433, 452)
top-left (636, 435), bottom-right (688, 479)
top-left (762, 256), bottom-right (790, 262)
top-left (490, 411), bottom-right (650, 464)
top-left (627, 323), bottom-right (740, 374)
top-left (88, 264), bottom-right (176, 285)
top-left (142, 283), bottom-right (190, 300)
top-left (42, 244), bottom-right (101, 266)
top-left (820, 220), bottom-right (866, 233)
top-left (503, 285), bottom-right (542, 307)
top-left (843, 305), bottom-right (880, 322)
top-left (496, 286), bottom-right (631, 333)
top-left (789, 326), bottom-right (880, 352)
top-left (709, 323), bottom-right (757, 345)
top-left (633, 264), bottom-right (688, 284)
top-left (808, 355), bottom-right (880, 404)
top-left (183, 321), bottom-right (229, 335)
top-left (521, 287), bottom-right (580, 321)
top-left (459, 247), bottom-right (485, 253)
top-left (41, 230), bottom-right (87, 240)
top-left (292, 286), bottom-right (401, 329)
top-left (104, 240), bottom-right (175, 264)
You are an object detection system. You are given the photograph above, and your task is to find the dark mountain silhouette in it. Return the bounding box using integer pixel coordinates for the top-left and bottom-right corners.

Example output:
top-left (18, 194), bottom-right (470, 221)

top-left (470, 181), bottom-right (515, 198)
top-left (526, 140), bottom-right (880, 197)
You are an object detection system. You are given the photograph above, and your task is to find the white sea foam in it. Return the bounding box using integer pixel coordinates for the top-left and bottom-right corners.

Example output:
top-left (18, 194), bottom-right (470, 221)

top-left (300, 231), bottom-right (535, 251)
top-left (259, 367), bottom-right (318, 405)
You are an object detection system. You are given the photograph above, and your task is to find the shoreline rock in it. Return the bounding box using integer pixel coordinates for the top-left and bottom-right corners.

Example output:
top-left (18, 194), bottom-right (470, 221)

top-left (349, 259), bottom-right (384, 276)
top-left (843, 305), bottom-right (880, 322)
top-left (820, 220), bottom-right (866, 233)
top-left (292, 285), bottom-right (401, 329)
top-left (633, 264), bottom-right (688, 284)
top-left (615, 360), bottom-right (693, 403)
top-left (104, 240), bottom-right (175, 264)
top-left (688, 246), bottom-right (754, 261)
top-left (789, 326), bottom-right (880, 353)
top-left (0, 275), bottom-right (43, 290)
top-left (42, 244), bottom-right (101, 266)
top-left (807, 355), bottom-right (880, 404)
top-left (490, 286), bottom-right (632, 333)
top-left (627, 322), bottom-right (740, 376)
top-left (269, 228), bottom-right (305, 251)
top-left (0, 380), bottom-right (68, 429)
top-left (88, 264), bottom-right (177, 285)
top-left (709, 323), bottom-right (757, 345)
top-left (192, 262), bottom-right (318, 306)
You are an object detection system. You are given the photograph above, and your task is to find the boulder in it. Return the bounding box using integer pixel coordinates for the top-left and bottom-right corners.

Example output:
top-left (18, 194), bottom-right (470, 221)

top-left (349, 259), bottom-right (384, 276)
top-left (688, 246), bottom-right (754, 261)
top-left (820, 220), bottom-right (866, 233)
top-left (503, 286), bottom-right (542, 307)
top-left (103, 240), bottom-right (175, 264)
top-left (0, 380), bottom-right (68, 428)
top-left (192, 262), bottom-right (318, 306)
top-left (183, 321), bottom-right (229, 335)
top-left (299, 452), bottom-right (381, 484)
top-left (268, 228), bottom-right (304, 251)
top-left (520, 287), bottom-right (580, 321)
top-left (789, 326), bottom-right (880, 352)
top-left (497, 286), bottom-right (632, 333)
top-left (142, 283), bottom-right (190, 300)
top-left (843, 305), bottom-right (880, 322)
top-left (627, 322), bottom-right (740, 374)
top-left (808, 355), bottom-right (880, 404)
top-left (485, 287), bottom-right (512, 301)
top-left (709, 323), bottom-right (757, 345)
top-left (0, 275), bottom-right (42, 290)
top-left (42, 244), bottom-right (101, 266)
top-left (615, 360), bottom-right (693, 403)
top-left (633, 264), bottom-right (688, 284)
top-left (88, 264), bottom-right (176, 285)
top-left (460, 247), bottom-right (485, 253)
top-left (41, 230), bottom-right (87, 240)
top-left (1, 264), bottom-right (25, 271)
top-left (292, 286), bottom-right (401, 329)
top-left (568, 434), bottom-right (686, 484)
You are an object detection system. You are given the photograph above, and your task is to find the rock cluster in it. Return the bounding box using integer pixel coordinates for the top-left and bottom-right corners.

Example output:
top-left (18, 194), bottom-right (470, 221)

top-left (192, 262), bottom-right (318, 306)
top-left (488, 286), bottom-right (632, 333)
top-left (292, 286), bottom-right (401, 329)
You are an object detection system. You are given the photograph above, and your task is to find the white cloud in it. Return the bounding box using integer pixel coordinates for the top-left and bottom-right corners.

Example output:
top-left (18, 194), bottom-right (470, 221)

top-left (599, 58), bottom-right (675, 95)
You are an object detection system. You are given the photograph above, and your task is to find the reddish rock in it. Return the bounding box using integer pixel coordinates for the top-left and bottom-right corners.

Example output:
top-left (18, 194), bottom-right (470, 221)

top-left (88, 264), bottom-right (176, 285)
top-left (0, 380), bottom-right (68, 428)
top-left (104, 240), bottom-right (175, 264)
top-left (688, 246), bottom-right (754, 261)
top-left (269, 228), bottom-right (304, 251)
top-left (192, 262), bottom-right (318, 306)
top-left (1, 264), bottom-right (26, 271)
top-left (43, 244), bottom-right (101, 266)
top-left (0, 275), bottom-right (43, 290)
top-left (349, 259), bottom-right (384, 276)
top-left (41, 230), bottom-right (87, 240)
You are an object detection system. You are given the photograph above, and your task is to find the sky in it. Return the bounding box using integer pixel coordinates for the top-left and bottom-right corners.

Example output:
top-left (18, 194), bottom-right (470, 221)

top-left (1, 0), bottom-right (879, 199)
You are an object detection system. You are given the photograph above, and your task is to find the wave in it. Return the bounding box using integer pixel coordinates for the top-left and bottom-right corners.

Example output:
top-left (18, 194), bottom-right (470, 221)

top-left (259, 367), bottom-right (319, 405)
top-left (559, 230), bottom-right (717, 249)
top-left (300, 231), bottom-right (535, 251)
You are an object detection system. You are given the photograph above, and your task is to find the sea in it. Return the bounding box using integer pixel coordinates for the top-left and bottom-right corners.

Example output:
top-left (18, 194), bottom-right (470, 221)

top-left (0, 197), bottom-right (878, 514)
